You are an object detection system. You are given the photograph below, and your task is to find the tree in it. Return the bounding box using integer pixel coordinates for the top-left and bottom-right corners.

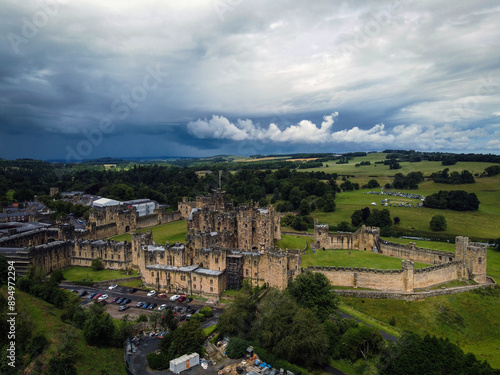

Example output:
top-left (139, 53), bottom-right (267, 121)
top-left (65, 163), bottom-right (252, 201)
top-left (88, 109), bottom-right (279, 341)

top-left (340, 324), bottom-right (383, 362)
top-left (288, 270), bottom-right (339, 321)
top-left (218, 280), bottom-right (258, 339)
top-left (323, 194), bottom-right (335, 212)
top-left (91, 258), bottom-right (104, 271)
top-left (162, 320), bottom-right (205, 358)
top-left (49, 269), bottom-right (65, 283)
top-left (299, 199), bottom-right (310, 215)
top-left (430, 215), bottom-right (447, 231)
top-left (394, 216), bottom-right (400, 225)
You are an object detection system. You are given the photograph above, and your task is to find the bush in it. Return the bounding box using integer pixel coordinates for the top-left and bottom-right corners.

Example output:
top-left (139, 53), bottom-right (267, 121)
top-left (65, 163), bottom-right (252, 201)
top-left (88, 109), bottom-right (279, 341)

top-left (226, 337), bottom-right (249, 359)
top-left (136, 314), bottom-right (148, 323)
top-left (49, 269), bottom-right (65, 283)
top-left (200, 306), bottom-right (213, 319)
top-left (147, 352), bottom-right (172, 370)
top-left (91, 258), bottom-right (104, 271)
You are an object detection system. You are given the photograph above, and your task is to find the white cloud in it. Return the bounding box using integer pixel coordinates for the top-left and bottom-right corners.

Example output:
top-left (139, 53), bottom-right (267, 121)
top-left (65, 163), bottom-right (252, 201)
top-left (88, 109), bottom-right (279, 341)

top-left (187, 113), bottom-right (491, 150)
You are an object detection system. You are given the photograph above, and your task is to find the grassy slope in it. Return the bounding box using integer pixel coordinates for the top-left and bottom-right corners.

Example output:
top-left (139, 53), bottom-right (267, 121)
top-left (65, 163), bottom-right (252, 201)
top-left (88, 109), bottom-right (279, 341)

top-left (312, 178), bottom-right (500, 241)
top-left (1, 287), bottom-right (126, 375)
top-left (110, 220), bottom-right (187, 244)
top-left (340, 289), bottom-right (500, 369)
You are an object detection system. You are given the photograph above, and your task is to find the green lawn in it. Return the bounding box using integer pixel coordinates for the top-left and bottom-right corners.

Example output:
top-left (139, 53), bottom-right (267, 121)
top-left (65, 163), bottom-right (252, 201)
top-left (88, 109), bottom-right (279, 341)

top-left (62, 266), bottom-right (138, 282)
top-left (340, 288), bottom-right (500, 368)
top-left (275, 234), bottom-right (314, 251)
top-left (109, 220), bottom-right (187, 244)
top-left (1, 287), bottom-right (127, 374)
top-left (302, 249), bottom-right (429, 269)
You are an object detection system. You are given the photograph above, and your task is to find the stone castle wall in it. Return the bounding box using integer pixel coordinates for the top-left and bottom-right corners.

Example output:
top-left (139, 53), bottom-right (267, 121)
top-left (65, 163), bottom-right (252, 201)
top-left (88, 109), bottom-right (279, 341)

top-left (314, 224), bottom-right (379, 251)
top-left (379, 240), bottom-right (456, 264)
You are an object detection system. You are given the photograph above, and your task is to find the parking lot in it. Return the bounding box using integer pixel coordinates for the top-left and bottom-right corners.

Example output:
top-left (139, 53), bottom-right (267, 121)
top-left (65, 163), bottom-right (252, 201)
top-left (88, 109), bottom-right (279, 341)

top-left (62, 284), bottom-right (221, 322)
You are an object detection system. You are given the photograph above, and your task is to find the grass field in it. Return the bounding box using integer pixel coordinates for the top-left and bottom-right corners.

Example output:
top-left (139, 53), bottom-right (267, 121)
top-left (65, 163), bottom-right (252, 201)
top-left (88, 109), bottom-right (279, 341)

top-left (0, 287), bottom-right (127, 374)
top-left (302, 248), bottom-right (429, 269)
top-left (62, 266), bottom-right (138, 282)
top-left (110, 220), bottom-right (187, 244)
top-left (312, 177), bottom-right (500, 241)
top-left (340, 288), bottom-right (500, 368)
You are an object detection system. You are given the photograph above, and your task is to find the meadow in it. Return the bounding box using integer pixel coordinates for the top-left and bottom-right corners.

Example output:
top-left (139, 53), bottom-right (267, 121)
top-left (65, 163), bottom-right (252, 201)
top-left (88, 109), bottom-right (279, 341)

top-left (303, 155), bottom-right (500, 241)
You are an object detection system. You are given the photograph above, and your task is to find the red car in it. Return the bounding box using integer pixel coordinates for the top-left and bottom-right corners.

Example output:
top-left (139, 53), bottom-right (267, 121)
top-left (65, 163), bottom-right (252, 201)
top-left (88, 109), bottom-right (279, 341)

top-left (93, 293), bottom-right (102, 299)
top-left (178, 295), bottom-right (187, 302)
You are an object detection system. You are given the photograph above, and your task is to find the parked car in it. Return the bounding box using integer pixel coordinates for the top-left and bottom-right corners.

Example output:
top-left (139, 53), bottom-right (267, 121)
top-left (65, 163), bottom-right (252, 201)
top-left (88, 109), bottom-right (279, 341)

top-left (78, 290), bottom-right (87, 297)
top-left (119, 305), bottom-right (130, 312)
top-left (186, 314), bottom-right (192, 321)
top-left (128, 288), bottom-right (137, 293)
top-left (70, 289), bottom-right (78, 293)
top-left (186, 297), bottom-right (193, 303)
top-left (93, 293), bottom-right (102, 300)
top-left (148, 303), bottom-right (157, 310)
top-left (147, 290), bottom-right (157, 297)
top-left (87, 292), bottom-right (97, 299)
top-left (122, 298), bottom-right (131, 305)
top-left (112, 296), bottom-right (120, 303)
top-left (170, 295), bottom-right (180, 301)
top-left (178, 295), bottom-right (187, 302)
top-left (142, 302), bottom-right (151, 309)
top-left (98, 294), bottom-right (108, 301)
top-left (108, 284), bottom-right (118, 290)
top-left (136, 301), bottom-right (145, 308)
top-left (180, 306), bottom-right (187, 314)
top-left (116, 297), bottom-right (124, 304)
top-left (158, 304), bottom-right (168, 311)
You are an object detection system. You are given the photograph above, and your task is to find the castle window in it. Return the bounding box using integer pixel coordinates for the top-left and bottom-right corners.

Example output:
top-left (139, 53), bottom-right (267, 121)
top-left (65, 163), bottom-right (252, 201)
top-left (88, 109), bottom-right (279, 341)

top-left (111, 254), bottom-right (114, 260)
top-left (478, 257), bottom-right (482, 264)
top-left (215, 257), bottom-right (218, 264)
top-left (151, 272), bottom-right (154, 277)
top-left (118, 255), bottom-right (120, 260)
top-left (246, 269), bottom-right (249, 276)
top-left (254, 272), bottom-right (257, 277)
top-left (449, 257), bottom-right (452, 262)
top-left (210, 287), bottom-right (213, 292)
top-left (181, 275), bottom-right (186, 281)
top-left (194, 284), bottom-right (196, 289)
top-left (193, 277), bottom-right (196, 281)
top-left (210, 279), bottom-right (213, 285)
top-left (254, 260), bottom-right (257, 266)
top-left (79, 251), bottom-right (81, 257)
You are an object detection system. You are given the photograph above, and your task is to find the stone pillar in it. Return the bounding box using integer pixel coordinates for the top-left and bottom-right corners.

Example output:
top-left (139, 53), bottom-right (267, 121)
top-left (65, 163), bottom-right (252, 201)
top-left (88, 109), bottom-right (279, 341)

top-left (402, 260), bottom-right (414, 292)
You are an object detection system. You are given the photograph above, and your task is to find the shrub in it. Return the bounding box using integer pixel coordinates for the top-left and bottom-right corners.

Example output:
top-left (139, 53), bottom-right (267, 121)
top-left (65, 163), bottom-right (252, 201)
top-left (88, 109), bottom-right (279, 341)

top-left (136, 314), bottom-right (148, 323)
top-left (200, 306), bottom-right (213, 319)
top-left (226, 337), bottom-right (249, 359)
top-left (147, 352), bottom-right (172, 370)
top-left (430, 215), bottom-right (447, 231)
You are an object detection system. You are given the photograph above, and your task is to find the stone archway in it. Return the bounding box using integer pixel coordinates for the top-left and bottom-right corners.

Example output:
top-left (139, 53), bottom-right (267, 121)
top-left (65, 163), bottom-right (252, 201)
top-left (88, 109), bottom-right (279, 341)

top-left (125, 225), bottom-right (130, 232)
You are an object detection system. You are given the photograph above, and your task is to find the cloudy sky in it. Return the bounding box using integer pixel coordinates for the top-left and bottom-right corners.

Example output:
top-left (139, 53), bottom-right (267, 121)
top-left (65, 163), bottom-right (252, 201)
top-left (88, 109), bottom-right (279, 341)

top-left (0, 0), bottom-right (499, 161)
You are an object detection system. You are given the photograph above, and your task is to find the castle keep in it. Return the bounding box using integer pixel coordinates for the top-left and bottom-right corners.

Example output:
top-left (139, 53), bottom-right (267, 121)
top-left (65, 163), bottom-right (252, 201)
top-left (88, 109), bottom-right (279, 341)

top-left (0, 193), bottom-right (491, 298)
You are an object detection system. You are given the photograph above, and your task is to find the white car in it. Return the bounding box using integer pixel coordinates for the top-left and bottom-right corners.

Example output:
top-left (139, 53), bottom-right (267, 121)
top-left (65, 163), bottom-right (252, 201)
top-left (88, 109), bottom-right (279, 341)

top-left (108, 284), bottom-right (118, 290)
top-left (147, 290), bottom-right (157, 297)
top-left (158, 304), bottom-right (168, 311)
top-left (170, 294), bottom-right (180, 301)
top-left (98, 294), bottom-right (108, 301)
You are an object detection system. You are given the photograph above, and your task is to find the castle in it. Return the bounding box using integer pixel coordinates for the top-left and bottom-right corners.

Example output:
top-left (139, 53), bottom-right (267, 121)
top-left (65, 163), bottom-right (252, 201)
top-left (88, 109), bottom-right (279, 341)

top-left (0, 190), bottom-right (491, 298)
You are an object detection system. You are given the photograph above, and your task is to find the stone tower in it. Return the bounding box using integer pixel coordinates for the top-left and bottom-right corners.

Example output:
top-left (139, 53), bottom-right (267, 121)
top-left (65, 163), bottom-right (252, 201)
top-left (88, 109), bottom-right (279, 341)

top-left (455, 236), bottom-right (487, 283)
top-left (402, 259), bottom-right (415, 292)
